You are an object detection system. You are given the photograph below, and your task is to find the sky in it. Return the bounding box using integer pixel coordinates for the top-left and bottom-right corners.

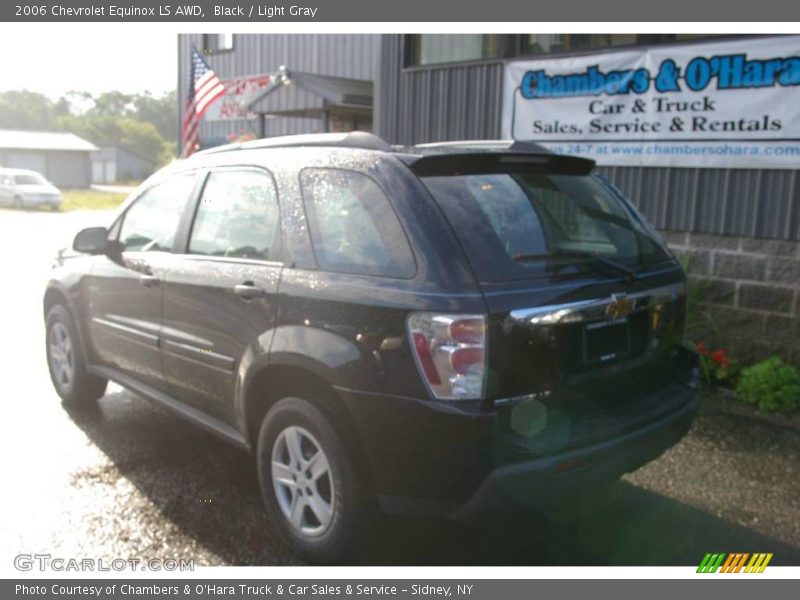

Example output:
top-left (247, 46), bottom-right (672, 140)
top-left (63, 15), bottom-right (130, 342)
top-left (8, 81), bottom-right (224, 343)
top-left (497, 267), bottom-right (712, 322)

top-left (0, 28), bottom-right (177, 98)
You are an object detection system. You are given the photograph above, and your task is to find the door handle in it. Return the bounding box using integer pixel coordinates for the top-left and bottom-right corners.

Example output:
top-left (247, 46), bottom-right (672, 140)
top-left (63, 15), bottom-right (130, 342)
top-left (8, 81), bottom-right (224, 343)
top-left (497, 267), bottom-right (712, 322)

top-left (234, 282), bottom-right (265, 300)
top-left (139, 274), bottom-right (159, 287)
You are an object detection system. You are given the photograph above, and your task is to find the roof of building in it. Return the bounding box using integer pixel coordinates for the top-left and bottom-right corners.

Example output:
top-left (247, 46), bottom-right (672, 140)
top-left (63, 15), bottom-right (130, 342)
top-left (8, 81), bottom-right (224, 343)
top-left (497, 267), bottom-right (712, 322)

top-left (0, 129), bottom-right (98, 152)
top-left (246, 69), bottom-right (373, 117)
top-left (93, 145), bottom-right (158, 165)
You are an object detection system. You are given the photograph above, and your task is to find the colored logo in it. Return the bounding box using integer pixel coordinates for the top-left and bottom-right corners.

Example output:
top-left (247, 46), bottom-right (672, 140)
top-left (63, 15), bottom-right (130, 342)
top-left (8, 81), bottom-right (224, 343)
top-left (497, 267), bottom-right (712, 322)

top-left (697, 553), bottom-right (773, 573)
top-left (605, 293), bottom-right (634, 319)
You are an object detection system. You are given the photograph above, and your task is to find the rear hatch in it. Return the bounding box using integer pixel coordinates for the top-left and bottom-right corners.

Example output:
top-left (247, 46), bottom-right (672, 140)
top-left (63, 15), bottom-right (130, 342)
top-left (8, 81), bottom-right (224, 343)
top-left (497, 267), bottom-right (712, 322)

top-left (412, 150), bottom-right (695, 460)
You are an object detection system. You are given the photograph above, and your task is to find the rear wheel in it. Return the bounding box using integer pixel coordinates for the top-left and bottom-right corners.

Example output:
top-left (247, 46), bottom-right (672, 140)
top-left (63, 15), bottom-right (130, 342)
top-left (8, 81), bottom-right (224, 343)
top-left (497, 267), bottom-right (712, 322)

top-left (13, 196), bottom-right (22, 209)
top-left (256, 396), bottom-right (373, 563)
top-left (45, 305), bottom-right (107, 408)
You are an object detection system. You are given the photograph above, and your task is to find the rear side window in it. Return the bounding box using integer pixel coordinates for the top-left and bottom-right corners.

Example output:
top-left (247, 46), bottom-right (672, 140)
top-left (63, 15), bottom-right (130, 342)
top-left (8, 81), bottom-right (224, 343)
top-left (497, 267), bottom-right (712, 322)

top-left (119, 173), bottom-right (196, 252)
top-left (300, 168), bottom-right (415, 278)
top-left (189, 169), bottom-right (280, 261)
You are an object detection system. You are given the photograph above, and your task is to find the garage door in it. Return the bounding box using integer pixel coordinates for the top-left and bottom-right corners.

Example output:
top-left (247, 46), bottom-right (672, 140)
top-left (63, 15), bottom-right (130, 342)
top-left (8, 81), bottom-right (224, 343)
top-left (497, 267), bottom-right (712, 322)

top-left (92, 161), bottom-right (104, 183)
top-left (104, 160), bottom-right (116, 183)
top-left (7, 152), bottom-right (46, 174)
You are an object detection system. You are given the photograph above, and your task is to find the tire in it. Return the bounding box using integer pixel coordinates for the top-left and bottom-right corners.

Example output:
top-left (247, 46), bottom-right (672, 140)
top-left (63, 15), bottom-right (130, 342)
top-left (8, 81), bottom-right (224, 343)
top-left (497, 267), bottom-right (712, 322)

top-left (13, 196), bottom-right (22, 210)
top-left (256, 396), bottom-right (373, 563)
top-left (45, 304), bottom-right (107, 408)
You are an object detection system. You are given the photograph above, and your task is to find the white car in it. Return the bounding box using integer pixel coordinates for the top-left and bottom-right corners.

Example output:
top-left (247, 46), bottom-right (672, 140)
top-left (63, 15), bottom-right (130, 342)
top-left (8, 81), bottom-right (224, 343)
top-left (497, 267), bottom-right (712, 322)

top-left (0, 168), bottom-right (63, 210)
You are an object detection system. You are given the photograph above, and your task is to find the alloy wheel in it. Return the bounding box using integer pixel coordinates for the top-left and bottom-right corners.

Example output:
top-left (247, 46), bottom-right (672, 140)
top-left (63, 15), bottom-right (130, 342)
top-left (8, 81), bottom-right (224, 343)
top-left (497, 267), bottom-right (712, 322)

top-left (49, 321), bottom-right (74, 391)
top-left (271, 425), bottom-right (335, 537)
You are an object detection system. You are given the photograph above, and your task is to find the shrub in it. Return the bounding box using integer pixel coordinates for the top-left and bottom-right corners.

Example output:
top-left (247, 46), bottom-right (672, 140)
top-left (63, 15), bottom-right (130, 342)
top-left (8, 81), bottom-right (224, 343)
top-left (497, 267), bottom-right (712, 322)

top-left (735, 356), bottom-right (800, 412)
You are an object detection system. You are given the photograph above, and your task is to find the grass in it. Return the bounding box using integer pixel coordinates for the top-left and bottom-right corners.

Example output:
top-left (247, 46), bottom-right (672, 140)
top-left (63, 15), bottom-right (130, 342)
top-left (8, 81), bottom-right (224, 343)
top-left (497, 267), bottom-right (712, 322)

top-left (61, 189), bottom-right (127, 211)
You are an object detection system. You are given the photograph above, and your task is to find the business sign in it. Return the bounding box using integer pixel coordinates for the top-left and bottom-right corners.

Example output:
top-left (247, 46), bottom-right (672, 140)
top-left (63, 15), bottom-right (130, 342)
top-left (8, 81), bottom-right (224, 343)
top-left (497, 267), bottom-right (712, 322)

top-left (502, 36), bottom-right (800, 168)
top-left (204, 74), bottom-right (272, 121)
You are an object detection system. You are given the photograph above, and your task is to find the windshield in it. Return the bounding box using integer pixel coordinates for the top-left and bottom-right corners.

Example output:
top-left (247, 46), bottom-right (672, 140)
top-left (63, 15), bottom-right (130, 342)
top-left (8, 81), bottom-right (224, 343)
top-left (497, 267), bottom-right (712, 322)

top-left (14, 174), bottom-right (47, 185)
top-left (422, 171), bottom-right (670, 282)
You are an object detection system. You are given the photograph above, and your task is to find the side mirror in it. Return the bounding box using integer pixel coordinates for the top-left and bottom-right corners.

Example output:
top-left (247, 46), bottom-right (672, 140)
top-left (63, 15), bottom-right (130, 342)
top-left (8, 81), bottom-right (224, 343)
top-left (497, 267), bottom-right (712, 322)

top-left (73, 227), bottom-right (109, 254)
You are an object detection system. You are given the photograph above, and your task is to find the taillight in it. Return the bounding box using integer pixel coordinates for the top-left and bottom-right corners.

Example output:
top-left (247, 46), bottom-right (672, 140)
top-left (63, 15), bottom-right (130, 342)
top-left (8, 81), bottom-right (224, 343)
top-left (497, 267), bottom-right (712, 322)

top-left (407, 313), bottom-right (487, 400)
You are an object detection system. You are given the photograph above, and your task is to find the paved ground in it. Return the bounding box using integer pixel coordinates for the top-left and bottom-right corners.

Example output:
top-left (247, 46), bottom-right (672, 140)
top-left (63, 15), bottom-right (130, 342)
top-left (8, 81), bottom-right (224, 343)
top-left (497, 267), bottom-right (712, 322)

top-left (1, 206), bottom-right (799, 567)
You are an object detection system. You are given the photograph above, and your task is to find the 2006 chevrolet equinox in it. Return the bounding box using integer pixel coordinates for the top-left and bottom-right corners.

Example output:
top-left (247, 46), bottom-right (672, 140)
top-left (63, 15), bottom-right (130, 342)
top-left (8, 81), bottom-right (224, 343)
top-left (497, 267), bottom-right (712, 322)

top-left (44, 132), bottom-right (699, 562)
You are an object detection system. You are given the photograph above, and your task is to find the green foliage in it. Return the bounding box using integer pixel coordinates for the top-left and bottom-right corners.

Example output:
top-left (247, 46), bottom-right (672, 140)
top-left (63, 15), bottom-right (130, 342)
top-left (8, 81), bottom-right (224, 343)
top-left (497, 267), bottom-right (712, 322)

top-left (0, 89), bottom-right (176, 167)
top-left (736, 356), bottom-right (800, 412)
top-left (679, 255), bottom-right (719, 344)
top-left (130, 90), bottom-right (178, 141)
top-left (0, 90), bottom-right (62, 130)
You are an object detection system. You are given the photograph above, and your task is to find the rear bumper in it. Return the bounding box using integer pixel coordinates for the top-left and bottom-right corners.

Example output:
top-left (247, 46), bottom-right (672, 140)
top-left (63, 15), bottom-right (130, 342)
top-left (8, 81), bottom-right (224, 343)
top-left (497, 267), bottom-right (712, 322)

top-left (449, 390), bottom-right (698, 518)
top-left (340, 377), bottom-right (698, 518)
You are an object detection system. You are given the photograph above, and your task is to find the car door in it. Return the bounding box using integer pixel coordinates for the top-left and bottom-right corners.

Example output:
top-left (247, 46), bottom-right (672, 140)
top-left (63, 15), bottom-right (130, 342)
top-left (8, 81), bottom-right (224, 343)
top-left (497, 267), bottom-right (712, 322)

top-left (84, 172), bottom-right (199, 390)
top-left (161, 167), bottom-right (283, 422)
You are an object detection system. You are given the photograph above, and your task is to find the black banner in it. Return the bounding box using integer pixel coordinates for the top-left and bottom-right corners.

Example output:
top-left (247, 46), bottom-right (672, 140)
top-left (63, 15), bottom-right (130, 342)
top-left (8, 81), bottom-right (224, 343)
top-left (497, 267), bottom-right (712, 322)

top-left (5, 579), bottom-right (799, 600)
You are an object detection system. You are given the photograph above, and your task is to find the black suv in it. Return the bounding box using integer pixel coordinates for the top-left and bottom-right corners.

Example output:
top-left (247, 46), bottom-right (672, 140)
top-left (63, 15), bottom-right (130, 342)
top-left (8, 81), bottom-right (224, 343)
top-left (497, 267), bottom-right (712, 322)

top-left (44, 132), bottom-right (698, 562)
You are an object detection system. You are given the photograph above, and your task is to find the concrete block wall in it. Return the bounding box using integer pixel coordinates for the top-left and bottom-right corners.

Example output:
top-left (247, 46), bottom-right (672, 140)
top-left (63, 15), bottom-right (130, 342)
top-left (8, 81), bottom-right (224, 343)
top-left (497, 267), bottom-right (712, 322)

top-left (661, 231), bottom-right (800, 367)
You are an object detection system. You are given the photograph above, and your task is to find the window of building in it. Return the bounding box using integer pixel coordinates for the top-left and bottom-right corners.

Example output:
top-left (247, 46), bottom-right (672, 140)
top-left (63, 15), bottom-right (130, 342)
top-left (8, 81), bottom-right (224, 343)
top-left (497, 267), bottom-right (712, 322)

top-left (520, 34), bottom-right (726, 56)
top-left (189, 169), bottom-right (280, 261)
top-left (202, 33), bottom-right (234, 54)
top-left (300, 169), bottom-right (416, 278)
top-left (118, 174), bottom-right (197, 252)
top-left (405, 34), bottom-right (512, 66)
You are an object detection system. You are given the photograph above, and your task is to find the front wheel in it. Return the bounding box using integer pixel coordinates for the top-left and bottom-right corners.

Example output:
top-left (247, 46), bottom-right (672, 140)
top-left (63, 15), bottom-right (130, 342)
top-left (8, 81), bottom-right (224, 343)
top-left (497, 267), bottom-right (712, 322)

top-left (46, 305), bottom-right (107, 408)
top-left (256, 396), bottom-right (373, 563)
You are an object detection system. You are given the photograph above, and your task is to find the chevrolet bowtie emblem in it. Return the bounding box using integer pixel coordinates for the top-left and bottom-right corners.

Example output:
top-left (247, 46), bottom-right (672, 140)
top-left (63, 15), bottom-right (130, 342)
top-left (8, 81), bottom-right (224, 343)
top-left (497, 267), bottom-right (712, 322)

top-left (605, 293), bottom-right (634, 319)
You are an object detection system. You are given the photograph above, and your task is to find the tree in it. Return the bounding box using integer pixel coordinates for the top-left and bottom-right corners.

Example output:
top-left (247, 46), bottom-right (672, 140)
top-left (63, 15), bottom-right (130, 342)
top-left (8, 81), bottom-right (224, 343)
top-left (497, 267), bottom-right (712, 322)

top-left (0, 90), bottom-right (58, 130)
top-left (131, 90), bottom-right (178, 141)
top-left (0, 88), bottom-right (178, 166)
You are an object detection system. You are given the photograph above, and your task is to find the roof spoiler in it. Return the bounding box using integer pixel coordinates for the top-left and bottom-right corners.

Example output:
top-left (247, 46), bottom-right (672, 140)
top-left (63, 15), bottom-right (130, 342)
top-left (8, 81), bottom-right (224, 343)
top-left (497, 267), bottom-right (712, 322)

top-left (407, 151), bottom-right (596, 178)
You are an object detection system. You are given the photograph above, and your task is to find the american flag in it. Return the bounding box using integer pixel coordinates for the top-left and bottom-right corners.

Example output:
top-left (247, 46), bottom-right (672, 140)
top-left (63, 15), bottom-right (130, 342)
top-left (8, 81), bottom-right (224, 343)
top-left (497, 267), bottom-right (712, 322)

top-left (181, 48), bottom-right (226, 157)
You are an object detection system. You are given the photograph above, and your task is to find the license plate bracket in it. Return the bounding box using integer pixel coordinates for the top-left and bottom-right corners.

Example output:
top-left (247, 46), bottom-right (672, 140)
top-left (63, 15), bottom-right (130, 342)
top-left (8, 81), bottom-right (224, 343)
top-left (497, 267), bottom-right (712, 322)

top-left (583, 317), bottom-right (630, 365)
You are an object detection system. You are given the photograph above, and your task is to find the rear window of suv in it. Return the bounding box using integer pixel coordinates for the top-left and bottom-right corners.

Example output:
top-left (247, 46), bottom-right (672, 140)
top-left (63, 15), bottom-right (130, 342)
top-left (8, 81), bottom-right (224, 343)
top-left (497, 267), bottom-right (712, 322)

top-left (300, 168), bottom-right (416, 278)
top-left (422, 171), bottom-right (669, 282)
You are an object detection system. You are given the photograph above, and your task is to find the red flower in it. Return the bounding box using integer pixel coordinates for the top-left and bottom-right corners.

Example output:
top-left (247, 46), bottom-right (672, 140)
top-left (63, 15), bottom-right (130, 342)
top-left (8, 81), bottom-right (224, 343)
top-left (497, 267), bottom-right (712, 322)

top-left (711, 349), bottom-right (731, 369)
top-left (696, 341), bottom-right (709, 356)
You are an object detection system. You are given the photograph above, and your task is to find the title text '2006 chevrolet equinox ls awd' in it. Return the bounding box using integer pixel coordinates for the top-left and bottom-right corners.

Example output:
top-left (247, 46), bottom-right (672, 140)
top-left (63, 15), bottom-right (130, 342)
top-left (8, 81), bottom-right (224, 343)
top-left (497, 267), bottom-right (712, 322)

top-left (44, 132), bottom-right (699, 562)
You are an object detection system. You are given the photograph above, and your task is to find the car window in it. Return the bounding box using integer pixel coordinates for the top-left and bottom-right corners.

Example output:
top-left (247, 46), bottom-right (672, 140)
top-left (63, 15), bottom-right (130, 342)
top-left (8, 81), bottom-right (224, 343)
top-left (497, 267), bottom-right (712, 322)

top-left (188, 169), bottom-right (280, 261)
top-left (422, 172), bottom-right (668, 282)
top-left (118, 173), bottom-right (196, 252)
top-left (300, 169), bottom-right (415, 278)
top-left (14, 174), bottom-right (46, 185)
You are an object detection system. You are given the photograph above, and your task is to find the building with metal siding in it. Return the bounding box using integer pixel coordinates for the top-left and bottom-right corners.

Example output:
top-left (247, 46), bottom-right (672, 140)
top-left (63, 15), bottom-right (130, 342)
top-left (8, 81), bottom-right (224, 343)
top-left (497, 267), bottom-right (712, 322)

top-left (91, 146), bottom-right (157, 184)
top-left (178, 34), bottom-right (380, 146)
top-left (375, 36), bottom-right (505, 147)
top-left (0, 129), bottom-right (97, 188)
